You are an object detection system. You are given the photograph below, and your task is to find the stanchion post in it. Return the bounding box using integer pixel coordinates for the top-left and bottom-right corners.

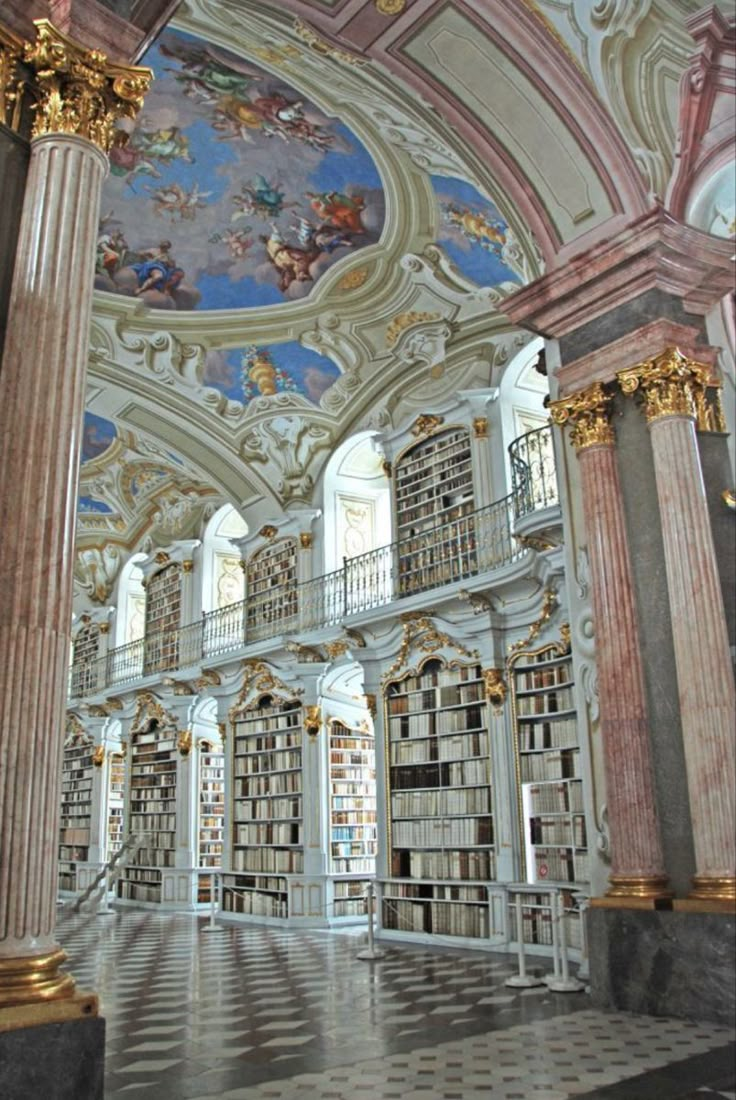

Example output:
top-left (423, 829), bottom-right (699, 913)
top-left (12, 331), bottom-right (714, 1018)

top-left (505, 891), bottom-right (545, 987)
top-left (201, 872), bottom-right (226, 934)
top-left (97, 868), bottom-right (115, 917)
top-left (356, 881), bottom-right (386, 961)
top-left (572, 891), bottom-right (590, 981)
top-left (546, 891), bottom-right (585, 993)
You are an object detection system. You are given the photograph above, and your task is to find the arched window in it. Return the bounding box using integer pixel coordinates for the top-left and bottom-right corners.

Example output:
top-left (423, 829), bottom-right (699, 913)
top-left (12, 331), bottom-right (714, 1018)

top-left (201, 504), bottom-right (248, 613)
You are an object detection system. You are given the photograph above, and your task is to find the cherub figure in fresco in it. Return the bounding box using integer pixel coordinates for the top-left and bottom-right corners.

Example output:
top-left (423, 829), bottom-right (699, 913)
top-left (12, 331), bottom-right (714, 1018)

top-left (210, 226), bottom-right (254, 260)
top-left (305, 190), bottom-right (366, 234)
top-left (442, 202), bottom-right (506, 252)
top-left (146, 181), bottom-right (212, 221)
top-left (159, 37), bottom-right (260, 103)
top-left (232, 175), bottom-right (293, 220)
top-left (109, 126), bottom-right (193, 186)
top-left (292, 217), bottom-right (353, 255)
top-left (260, 223), bottom-right (322, 292)
top-left (132, 240), bottom-right (185, 297)
top-left (212, 92), bottom-right (333, 152)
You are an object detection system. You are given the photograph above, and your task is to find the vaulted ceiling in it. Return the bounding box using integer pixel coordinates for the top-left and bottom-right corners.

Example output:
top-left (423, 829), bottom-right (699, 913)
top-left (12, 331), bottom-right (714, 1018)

top-left (75, 0), bottom-right (731, 607)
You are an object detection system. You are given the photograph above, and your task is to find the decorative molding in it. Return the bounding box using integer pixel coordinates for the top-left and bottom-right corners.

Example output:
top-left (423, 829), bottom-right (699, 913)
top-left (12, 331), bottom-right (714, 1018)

top-left (293, 18), bottom-right (367, 67)
top-left (194, 669), bottom-right (222, 691)
top-left (411, 413), bottom-right (444, 437)
top-left (514, 533), bottom-right (559, 553)
top-left (304, 704), bottom-right (322, 739)
top-left (722, 489), bottom-right (736, 512)
top-left (472, 417), bottom-right (488, 439)
top-left (24, 20), bottom-right (151, 153)
top-left (483, 668), bottom-right (508, 715)
top-left (229, 659), bottom-right (303, 721)
top-left (364, 693), bottom-right (377, 718)
top-left (386, 312), bottom-right (441, 348)
top-left (259, 525), bottom-right (278, 540)
top-left (299, 532), bottom-right (313, 550)
top-left (375, 0), bottom-right (406, 14)
top-left (337, 267), bottom-right (370, 290)
top-left (92, 744), bottom-right (105, 767)
top-left (457, 590), bottom-right (494, 615)
top-left (385, 614), bottom-right (478, 682)
top-left (616, 346), bottom-right (713, 423)
top-left (507, 589), bottom-right (559, 655)
top-left (177, 729), bottom-right (192, 756)
top-left (549, 382), bottom-right (615, 451)
top-left (284, 641), bottom-right (325, 663)
top-left (181, 559), bottom-right (194, 574)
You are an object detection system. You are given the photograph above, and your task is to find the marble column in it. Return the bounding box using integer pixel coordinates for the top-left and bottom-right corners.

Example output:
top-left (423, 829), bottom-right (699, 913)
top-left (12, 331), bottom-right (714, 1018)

top-left (550, 383), bottom-right (669, 901)
top-left (0, 21), bottom-right (149, 1010)
top-left (618, 349), bottom-right (736, 903)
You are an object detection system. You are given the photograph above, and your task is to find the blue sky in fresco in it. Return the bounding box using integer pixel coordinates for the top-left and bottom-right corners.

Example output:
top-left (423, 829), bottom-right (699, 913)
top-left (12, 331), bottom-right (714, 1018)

top-left (432, 176), bottom-right (520, 288)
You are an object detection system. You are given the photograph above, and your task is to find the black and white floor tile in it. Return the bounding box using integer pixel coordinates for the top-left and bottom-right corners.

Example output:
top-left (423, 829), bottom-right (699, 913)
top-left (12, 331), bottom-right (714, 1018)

top-left (56, 910), bottom-right (735, 1100)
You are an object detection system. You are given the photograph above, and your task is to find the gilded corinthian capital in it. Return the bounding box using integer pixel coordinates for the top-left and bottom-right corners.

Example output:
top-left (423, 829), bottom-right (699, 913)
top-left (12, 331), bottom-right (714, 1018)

top-left (23, 19), bottom-right (151, 153)
top-left (548, 382), bottom-right (615, 451)
top-left (616, 347), bottom-right (713, 424)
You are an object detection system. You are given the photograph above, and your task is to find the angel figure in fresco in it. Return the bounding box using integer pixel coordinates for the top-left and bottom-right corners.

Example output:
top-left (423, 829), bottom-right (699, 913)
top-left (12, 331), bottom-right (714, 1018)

top-left (96, 226), bottom-right (129, 277)
top-left (109, 125), bottom-right (194, 186)
top-left (292, 216), bottom-right (353, 255)
top-left (232, 174), bottom-right (294, 220)
top-left (146, 181), bottom-right (213, 221)
top-left (131, 240), bottom-right (185, 297)
top-left (442, 202), bottom-right (507, 253)
top-left (159, 37), bottom-right (261, 104)
top-left (210, 226), bottom-right (254, 260)
top-left (260, 223), bottom-right (322, 292)
top-left (305, 190), bottom-right (366, 234)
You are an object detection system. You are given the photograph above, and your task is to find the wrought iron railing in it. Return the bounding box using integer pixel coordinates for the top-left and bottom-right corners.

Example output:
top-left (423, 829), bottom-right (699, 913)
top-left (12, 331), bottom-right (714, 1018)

top-left (70, 441), bottom-right (560, 698)
top-left (508, 423), bottom-right (558, 517)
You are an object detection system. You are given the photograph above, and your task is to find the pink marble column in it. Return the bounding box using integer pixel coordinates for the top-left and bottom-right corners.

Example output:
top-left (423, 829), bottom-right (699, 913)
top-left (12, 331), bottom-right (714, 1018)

top-left (648, 413), bottom-right (735, 900)
top-left (0, 131), bottom-right (108, 1007)
top-left (551, 384), bottom-right (669, 901)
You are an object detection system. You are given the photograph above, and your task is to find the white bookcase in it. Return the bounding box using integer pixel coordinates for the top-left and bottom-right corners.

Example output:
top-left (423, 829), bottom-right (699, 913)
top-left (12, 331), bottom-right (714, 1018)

top-left (58, 734), bottom-right (94, 892)
top-left (118, 721), bottom-right (177, 903)
top-left (381, 657), bottom-right (495, 941)
top-left (246, 538), bottom-right (298, 639)
top-left (106, 753), bottom-right (125, 860)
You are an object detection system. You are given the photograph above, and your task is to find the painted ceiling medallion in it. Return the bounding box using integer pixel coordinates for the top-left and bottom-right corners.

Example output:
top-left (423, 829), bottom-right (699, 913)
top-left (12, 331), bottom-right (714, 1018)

top-left (96, 28), bottom-right (385, 311)
top-left (375, 0), bottom-right (407, 15)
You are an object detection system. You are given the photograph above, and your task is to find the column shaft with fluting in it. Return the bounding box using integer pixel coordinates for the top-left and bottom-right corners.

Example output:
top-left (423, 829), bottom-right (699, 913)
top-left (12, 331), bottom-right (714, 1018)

top-left (648, 413), bottom-right (735, 897)
top-left (577, 443), bottom-right (668, 895)
top-left (0, 132), bottom-right (107, 1003)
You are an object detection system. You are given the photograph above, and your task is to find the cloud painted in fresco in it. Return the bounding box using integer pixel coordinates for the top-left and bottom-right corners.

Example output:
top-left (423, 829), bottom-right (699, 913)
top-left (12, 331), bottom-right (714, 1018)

top-left (81, 412), bottom-right (117, 464)
top-left (431, 176), bottom-right (521, 288)
top-left (96, 28), bottom-right (385, 311)
top-left (204, 342), bottom-right (340, 405)
top-left (78, 496), bottom-right (115, 514)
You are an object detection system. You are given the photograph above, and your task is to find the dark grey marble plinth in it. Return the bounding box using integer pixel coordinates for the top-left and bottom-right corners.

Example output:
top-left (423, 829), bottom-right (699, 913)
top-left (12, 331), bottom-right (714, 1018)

top-left (588, 908), bottom-right (736, 1026)
top-left (0, 1016), bottom-right (105, 1100)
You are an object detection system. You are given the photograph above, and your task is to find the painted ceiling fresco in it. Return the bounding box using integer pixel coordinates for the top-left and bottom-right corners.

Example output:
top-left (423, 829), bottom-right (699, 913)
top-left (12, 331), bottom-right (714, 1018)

top-left (432, 176), bottom-right (524, 288)
top-left (203, 341), bottom-right (341, 405)
top-left (96, 28), bottom-right (385, 311)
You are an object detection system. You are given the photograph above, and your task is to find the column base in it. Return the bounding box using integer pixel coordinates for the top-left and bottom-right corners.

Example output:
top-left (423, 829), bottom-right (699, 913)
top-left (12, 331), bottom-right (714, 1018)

top-left (0, 1010), bottom-right (104, 1100)
top-left (596, 874), bottom-right (672, 906)
top-left (688, 874), bottom-right (736, 904)
top-left (0, 949), bottom-right (75, 1008)
top-left (587, 907), bottom-right (735, 1025)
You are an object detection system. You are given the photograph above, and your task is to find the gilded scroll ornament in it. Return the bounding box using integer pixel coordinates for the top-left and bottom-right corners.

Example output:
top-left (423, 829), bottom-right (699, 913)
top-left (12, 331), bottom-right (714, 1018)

top-left (722, 489), bottom-right (736, 511)
top-left (299, 532), bottom-right (313, 549)
top-left (616, 347), bottom-right (713, 424)
top-left (293, 18), bottom-right (367, 66)
top-left (177, 729), bottom-right (192, 756)
top-left (483, 668), bottom-right (507, 714)
top-left (507, 588), bottom-right (558, 655)
top-left (548, 383), bottom-right (615, 451)
top-left (92, 745), bottom-right (105, 767)
top-left (375, 0), bottom-right (406, 13)
top-left (229, 659), bottom-right (302, 720)
top-left (386, 312), bottom-right (441, 348)
top-left (385, 614), bottom-right (478, 681)
top-left (259, 524), bottom-right (278, 540)
top-left (364, 693), bottom-right (377, 718)
top-left (0, 26), bottom-right (25, 133)
top-left (24, 20), bottom-right (151, 153)
top-left (411, 413), bottom-right (444, 437)
top-left (472, 417), bottom-right (488, 439)
top-left (305, 705), bottom-right (322, 738)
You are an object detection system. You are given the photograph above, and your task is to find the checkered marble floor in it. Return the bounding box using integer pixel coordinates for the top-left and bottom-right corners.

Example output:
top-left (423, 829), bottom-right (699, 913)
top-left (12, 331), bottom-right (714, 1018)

top-left (56, 910), bottom-right (735, 1100)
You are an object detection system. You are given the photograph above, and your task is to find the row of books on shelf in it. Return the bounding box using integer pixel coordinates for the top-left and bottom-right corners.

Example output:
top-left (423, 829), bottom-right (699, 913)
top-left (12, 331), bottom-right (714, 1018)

top-left (132, 733), bottom-right (177, 750)
top-left (332, 811), bottom-right (376, 826)
top-left (234, 751), bottom-right (302, 774)
top-left (527, 781), bottom-right (584, 813)
top-left (235, 823), bottom-right (301, 846)
top-left (223, 873), bottom-right (287, 892)
top-left (392, 786), bottom-right (491, 818)
top-left (396, 439), bottom-right (470, 478)
top-left (392, 815), bottom-right (493, 848)
top-left (118, 882), bottom-right (162, 902)
top-left (235, 712), bottom-right (301, 732)
top-left (223, 888), bottom-right (288, 918)
top-left (59, 826), bottom-right (90, 844)
top-left (234, 796), bottom-right (301, 821)
top-left (389, 683), bottom-right (483, 713)
top-left (532, 847), bottom-right (589, 882)
top-left (120, 867), bottom-right (162, 883)
top-left (330, 752), bottom-right (372, 767)
top-left (130, 781), bottom-right (176, 797)
top-left (131, 799), bottom-right (176, 814)
top-left (529, 816), bottom-right (586, 846)
top-left (518, 719), bottom-right (578, 751)
top-left (387, 882), bottom-right (488, 902)
top-left (520, 749), bottom-right (580, 783)
top-left (129, 812), bottom-right (176, 833)
top-left (132, 848), bottom-right (175, 868)
top-left (231, 848), bottom-right (303, 873)
top-left (382, 898), bottom-right (489, 938)
top-left (332, 857), bottom-right (375, 873)
top-left (234, 772), bottom-right (301, 796)
top-left (332, 841), bottom-right (376, 859)
top-left (390, 710), bottom-right (485, 740)
top-left (59, 805), bottom-right (92, 818)
top-left (333, 897), bottom-right (369, 917)
top-left (333, 826), bottom-right (375, 841)
top-left (390, 757), bottom-right (489, 789)
top-left (514, 664), bottom-right (572, 691)
top-left (392, 848), bottom-right (495, 880)
top-left (235, 733), bottom-right (302, 753)
top-left (516, 690), bottom-right (575, 716)
top-left (200, 809), bottom-right (223, 823)
top-left (508, 903), bottom-right (582, 950)
top-left (61, 771), bottom-right (93, 784)
top-left (131, 759), bottom-right (176, 774)
top-left (390, 732), bottom-right (486, 765)
top-left (330, 736), bottom-right (374, 750)
top-left (332, 796), bottom-right (375, 811)
top-left (236, 703), bottom-right (300, 720)
top-left (58, 844), bottom-right (88, 861)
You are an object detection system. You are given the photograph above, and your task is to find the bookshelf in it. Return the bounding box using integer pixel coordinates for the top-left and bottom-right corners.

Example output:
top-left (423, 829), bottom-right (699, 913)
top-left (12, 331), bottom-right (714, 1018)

top-left (58, 736), bottom-right (94, 892)
top-left (144, 563), bottom-right (182, 673)
top-left (246, 538), bottom-right (297, 639)
top-left (225, 692), bottom-right (304, 919)
top-left (382, 657), bottom-right (495, 941)
top-left (72, 622), bottom-right (100, 695)
top-left (329, 719), bottom-right (377, 875)
top-left (509, 638), bottom-right (588, 950)
top-left (394, 427), bottom-right (475, 596)
top-left (118, 720), bottom-right (177, 904)
top-left (197, 743), bottom-right (225, 903)
top-left (106, 753), bottom-right (126, 860)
